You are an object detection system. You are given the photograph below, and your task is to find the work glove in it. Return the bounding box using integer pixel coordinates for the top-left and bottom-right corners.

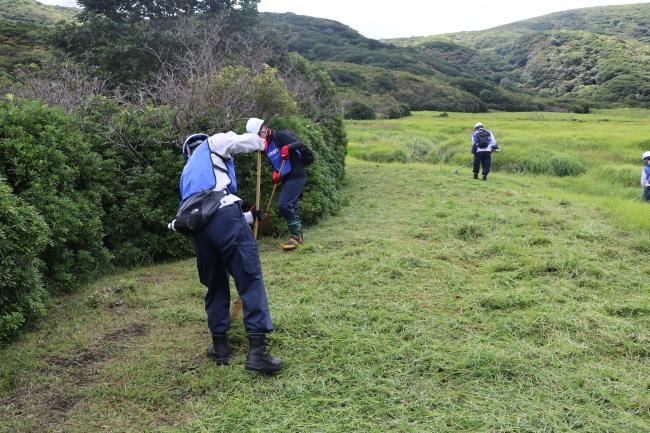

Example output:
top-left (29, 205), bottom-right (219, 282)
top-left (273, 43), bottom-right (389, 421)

top-left (281, 145), bottom-right (290, 160)
top-left (249, 205), bottom-right (266, 222)
top-left (272, 171), bottom-right (281, 184)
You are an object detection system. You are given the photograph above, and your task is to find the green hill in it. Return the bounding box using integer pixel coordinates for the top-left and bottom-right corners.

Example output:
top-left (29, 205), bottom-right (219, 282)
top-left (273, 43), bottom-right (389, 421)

top-left (2, 2), bottom-right (649, 113)
top-left (0, 0), bottom-right (78, 79)
top-left (0, 0), bottom-right (77, 25)
top-left (495, 3), bottom-right (650, 42)
top-left (263, 12), bottom-right (546, 116)
top-left (388, 3), bottom-right (650, 108)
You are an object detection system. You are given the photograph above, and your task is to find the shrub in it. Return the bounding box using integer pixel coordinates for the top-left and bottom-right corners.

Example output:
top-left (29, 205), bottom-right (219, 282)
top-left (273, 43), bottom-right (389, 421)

top-left (406, 140), bottom-right (433, 161)
top-left (0, 101), bottom-right (110, 291)
top-left (81, 100), bottom-right (192, 267)
top-left (601, 164), bottom-right (640, 187)
top-left (358, 149), bottom-right (409, 164)
top-left (0, 182), bottom-right (49, 340)
top-left (328, 68), bottom-right (364, 87)
top-left (345, 101), bottom-right (375, 120)
top-left (386, 103), bottom-right (411, 119)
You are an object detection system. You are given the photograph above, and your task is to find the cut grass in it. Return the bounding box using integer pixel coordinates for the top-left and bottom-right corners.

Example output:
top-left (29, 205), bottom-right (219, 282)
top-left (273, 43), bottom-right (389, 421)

top-left (2, 157), bottom-right (650, 432)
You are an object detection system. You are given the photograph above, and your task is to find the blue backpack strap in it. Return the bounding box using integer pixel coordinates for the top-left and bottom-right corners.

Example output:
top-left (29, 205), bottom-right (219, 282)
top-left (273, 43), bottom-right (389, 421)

top-left (211, 151), bottom-right (238, 194)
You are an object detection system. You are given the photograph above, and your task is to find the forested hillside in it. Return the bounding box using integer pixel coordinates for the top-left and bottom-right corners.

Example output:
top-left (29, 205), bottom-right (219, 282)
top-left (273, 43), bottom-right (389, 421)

top-left (0, 0), bottom-right (77, 24)
top-left (262, 12), bottom-right (539, 117)
top-left (388, 3), bottom-right (650, 109)
top-left (3, 3), bottom-right (649, 117)
top-left (0, 0), bottom-right (77, 82)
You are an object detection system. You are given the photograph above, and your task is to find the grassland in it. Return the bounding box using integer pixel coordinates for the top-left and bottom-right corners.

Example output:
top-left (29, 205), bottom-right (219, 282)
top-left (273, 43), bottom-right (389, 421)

top-left (2, 111), bottom-right (650, 432)
top-left (348, 109), bottom-right (650, 229)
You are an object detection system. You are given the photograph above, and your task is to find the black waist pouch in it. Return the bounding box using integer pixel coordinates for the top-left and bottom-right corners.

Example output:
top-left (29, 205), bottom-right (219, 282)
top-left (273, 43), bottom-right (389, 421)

top-left (168, 190), bottom-right (227, 236)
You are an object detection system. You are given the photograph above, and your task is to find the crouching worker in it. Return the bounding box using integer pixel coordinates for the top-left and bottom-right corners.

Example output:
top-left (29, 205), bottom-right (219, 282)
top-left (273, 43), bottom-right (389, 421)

top-left (246, 118), bottom-right (315, 251)
top-left (471, 122), bottom-right (500, 181)
top-left (641, 151), bottom-right (650, 202)
top-left (168, 132), bottom-right (282, 373)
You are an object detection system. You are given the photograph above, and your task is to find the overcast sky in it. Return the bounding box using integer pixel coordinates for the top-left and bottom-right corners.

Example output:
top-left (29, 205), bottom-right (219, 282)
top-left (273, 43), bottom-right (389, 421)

top-left (37, 0), bottom-right (647, 39)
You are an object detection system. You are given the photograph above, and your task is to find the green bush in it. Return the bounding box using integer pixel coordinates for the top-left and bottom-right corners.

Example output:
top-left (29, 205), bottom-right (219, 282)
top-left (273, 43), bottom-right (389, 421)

top-left (81, 100), bottom-right (192, 267)
top-left (345, 101), bottom-right (375, 120)
top-left (386, 103), bottom-right (411, 119)
top-left (0, 182), bottom-right (49, 340)
top-left (359, 150), bottom-right (409, 164)
top-left (0, 101), bottom-right (110, 291)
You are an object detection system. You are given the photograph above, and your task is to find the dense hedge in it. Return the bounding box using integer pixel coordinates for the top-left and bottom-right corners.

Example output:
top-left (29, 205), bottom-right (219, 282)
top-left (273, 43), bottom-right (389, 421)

top-left (0, 182), bottom-right (49, 340)
top-left (81, 101), bottom-right (192, 267)
top-left (0, 101), bottom-right (110, 292)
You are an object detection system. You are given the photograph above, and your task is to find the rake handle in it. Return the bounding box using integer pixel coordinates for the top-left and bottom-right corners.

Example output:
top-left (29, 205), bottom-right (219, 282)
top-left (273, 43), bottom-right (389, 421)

top-left (253, 150), bottom-right (262, 239)
top-left (264, 159), bottom-right (286, 214)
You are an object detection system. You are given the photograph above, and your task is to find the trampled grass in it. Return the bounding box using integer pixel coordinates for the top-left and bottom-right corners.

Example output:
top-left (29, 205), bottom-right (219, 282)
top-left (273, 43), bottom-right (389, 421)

top-left (2, 148), bottom-right (650, 431)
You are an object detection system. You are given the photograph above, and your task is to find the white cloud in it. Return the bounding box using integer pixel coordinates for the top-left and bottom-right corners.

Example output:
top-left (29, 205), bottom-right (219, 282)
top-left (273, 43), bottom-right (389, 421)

top-left (36, 0), bottom-right (79, 7)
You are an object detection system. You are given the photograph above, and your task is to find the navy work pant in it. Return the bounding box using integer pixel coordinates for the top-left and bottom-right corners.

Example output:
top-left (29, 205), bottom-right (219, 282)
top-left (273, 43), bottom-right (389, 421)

top-left (278, 176), bottom-right (306, 222)
top-left (193, 204), bottom-right (273, 335)
top-left (473, 152), bottom-right (492, 177)
top-left (645, 186), bottom-right (650, 203)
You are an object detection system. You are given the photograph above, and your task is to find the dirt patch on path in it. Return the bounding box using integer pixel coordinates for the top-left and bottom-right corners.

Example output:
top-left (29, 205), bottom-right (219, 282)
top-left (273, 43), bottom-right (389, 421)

top-left (1, 322), bottom-right (150, 432)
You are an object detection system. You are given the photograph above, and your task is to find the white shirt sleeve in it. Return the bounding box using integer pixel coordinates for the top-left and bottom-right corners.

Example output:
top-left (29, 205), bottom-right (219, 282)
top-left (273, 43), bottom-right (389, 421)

top-left (208, 132), bottom-right (265, 158)
top-left (641, 169), bottom-right (647, 187)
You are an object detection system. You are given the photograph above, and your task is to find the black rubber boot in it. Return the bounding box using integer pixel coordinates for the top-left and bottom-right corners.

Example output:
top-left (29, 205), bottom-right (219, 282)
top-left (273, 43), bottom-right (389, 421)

top-left (482, 175), bottom-right (488, 181)
top-left (245, 333), bottom-right (283, 373)
top-left (207, 333), bottom-right (230, 365)
top-left (473, 172), bottom-right (479, 180)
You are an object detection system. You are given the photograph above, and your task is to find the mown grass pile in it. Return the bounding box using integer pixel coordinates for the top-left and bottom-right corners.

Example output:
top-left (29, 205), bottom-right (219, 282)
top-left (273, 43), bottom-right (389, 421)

top-left (1, 156), bottom-right (649, 432)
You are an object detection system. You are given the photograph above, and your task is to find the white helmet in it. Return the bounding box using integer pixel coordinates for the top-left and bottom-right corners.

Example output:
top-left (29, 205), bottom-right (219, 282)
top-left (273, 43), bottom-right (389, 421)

top-left (474, 122), bottom-right (484, 130)
top-left (182, 133), bottom-right (209, 160)
top-left (643, 151), bottom-right (650, 160)
top-left (246, 118), bottom-right (265, 135)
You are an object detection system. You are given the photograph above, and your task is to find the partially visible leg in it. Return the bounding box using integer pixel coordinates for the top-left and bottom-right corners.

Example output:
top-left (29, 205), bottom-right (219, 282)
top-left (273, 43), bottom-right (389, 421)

top-left (644, 186), bottom-right (650, 202)
top-left (278, 177), bottom-right (307, 248)
top-left (482, 153), bottom-right (492, 180)
top-left (193, 217), bottom-right (232, 364)
top-left (473, 154), bottom-right (480, 179)
top-left (213, 205), bottom-right (273, 334)
top-left (194, 223), bottom-right (232, 335)
top-left (209, 205), bottom-right (281, 373)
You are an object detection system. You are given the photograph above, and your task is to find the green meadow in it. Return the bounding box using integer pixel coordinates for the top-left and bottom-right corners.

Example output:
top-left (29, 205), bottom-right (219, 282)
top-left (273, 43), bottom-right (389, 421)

top-left (2, 111), bottom-right (650, 432)
top-left (347, 109), bottom-right (650, 230)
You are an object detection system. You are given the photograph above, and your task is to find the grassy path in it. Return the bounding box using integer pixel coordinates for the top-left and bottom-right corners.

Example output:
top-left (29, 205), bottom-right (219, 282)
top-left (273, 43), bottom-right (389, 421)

top-left (2, 159), bottom-right (650, 432)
